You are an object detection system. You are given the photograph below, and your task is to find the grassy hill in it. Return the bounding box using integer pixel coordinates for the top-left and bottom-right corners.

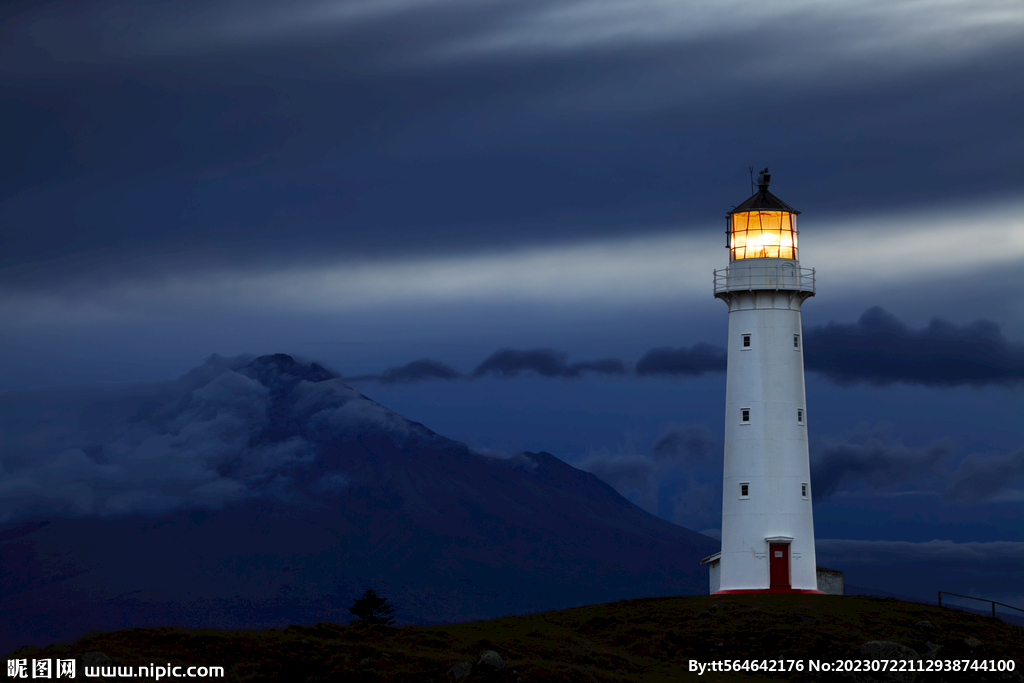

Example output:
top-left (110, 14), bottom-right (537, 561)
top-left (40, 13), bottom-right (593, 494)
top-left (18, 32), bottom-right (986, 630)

top-left (6, 594), bottom-right (1023, 682)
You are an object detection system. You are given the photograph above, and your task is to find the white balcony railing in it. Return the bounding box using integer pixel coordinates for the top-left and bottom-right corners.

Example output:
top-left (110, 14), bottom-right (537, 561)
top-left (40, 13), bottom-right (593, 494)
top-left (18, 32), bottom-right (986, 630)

top-left (713, 263), bottom-right (815, 295)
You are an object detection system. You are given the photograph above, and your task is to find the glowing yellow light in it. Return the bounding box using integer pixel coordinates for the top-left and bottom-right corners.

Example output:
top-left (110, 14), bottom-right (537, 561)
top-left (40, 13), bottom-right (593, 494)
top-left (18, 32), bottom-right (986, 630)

top-left (750, 232), bottom-right (780, 247)
top-left (730, 210), bottom-right (798, 261)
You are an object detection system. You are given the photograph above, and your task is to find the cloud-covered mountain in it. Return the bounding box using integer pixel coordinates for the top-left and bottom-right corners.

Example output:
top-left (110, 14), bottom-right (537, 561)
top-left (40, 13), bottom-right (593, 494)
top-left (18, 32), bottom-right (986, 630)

top-left (0, 354), bottom-right (719, 654)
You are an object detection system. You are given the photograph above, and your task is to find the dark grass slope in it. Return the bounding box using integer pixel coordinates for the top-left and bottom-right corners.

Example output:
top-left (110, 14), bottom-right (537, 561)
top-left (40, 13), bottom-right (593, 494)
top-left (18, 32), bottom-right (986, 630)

top-left (6, 595), bottom-right (1023, 682)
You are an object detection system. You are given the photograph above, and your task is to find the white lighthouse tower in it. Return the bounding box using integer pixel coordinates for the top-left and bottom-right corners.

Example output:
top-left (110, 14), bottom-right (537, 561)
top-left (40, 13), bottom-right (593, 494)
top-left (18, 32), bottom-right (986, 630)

top-left (701, 168), bottom-right (824, 594)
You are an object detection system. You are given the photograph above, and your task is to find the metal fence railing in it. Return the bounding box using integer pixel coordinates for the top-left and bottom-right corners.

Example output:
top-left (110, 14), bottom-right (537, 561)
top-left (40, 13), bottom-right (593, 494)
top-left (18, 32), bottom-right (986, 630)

top-left (938, 592), bottom-right (1024, 619)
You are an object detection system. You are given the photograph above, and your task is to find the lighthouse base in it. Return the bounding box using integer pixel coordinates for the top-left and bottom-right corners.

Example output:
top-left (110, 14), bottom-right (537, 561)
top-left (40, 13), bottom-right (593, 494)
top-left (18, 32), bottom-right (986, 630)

top-left (713, 588), bottom-right (825, 595)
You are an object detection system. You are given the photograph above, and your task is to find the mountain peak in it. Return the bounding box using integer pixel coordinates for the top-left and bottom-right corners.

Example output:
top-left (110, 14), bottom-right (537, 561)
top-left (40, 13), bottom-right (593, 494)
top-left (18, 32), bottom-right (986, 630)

top-left (241, 354), bottom-right (338, 391)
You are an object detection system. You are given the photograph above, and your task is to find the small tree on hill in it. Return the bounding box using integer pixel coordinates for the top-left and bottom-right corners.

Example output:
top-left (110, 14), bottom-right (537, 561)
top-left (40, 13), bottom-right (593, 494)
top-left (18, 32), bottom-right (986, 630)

top-left (349, 589), bottom-right (396, 626)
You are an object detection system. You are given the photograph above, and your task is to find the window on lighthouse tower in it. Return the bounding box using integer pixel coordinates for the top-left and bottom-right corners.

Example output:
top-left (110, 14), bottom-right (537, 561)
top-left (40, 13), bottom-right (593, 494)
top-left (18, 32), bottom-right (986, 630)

top-left (741, 408), bottom-right (750, 423)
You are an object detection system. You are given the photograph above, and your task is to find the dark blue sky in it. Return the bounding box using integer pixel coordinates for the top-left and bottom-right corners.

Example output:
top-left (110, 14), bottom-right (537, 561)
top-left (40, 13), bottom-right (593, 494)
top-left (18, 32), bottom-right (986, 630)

top-left (1, 0), bottom-right (1022, 609)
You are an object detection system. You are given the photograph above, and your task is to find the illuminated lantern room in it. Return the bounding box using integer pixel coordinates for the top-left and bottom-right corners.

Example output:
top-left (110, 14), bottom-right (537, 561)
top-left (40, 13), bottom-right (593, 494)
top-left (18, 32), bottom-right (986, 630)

top-left (727, 168), bottom-right (800, 261)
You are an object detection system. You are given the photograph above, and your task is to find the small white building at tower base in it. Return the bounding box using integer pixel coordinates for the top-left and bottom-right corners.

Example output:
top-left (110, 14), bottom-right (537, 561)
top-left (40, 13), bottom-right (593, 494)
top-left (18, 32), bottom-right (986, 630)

top-left (700, 553), bottom-right (845, 595)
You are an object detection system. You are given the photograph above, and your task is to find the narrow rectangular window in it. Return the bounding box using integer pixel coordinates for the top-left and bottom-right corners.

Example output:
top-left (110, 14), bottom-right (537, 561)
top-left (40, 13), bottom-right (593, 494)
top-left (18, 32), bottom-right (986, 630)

top-left (742, 334), bottom-right (751, 348)
top-left (741, 408), bottom-right (750, 423)
top-left (797, 409), bottom-right (804, 424)
top-left (740, 483), bottom-right (749, 498)
top-left (794, 334), bottom-right (800, 349)
top-left (801, 483), bottom-right (808, 498)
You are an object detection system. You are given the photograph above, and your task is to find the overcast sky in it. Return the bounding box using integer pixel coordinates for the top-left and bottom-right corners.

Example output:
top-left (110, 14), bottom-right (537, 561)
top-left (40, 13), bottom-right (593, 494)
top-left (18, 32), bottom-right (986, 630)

top-left (1, 0), bottom-right (1022, 610)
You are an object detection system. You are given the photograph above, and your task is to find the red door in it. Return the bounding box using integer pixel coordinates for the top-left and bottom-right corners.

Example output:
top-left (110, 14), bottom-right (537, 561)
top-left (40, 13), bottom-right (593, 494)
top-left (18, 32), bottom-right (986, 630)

top-left (769, 543), bottom-right (790, 588)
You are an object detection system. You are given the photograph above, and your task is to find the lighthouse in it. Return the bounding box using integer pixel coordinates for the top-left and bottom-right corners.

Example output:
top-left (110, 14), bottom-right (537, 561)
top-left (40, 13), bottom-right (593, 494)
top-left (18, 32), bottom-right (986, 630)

top-left (700, 168), bottom-right (824, 594)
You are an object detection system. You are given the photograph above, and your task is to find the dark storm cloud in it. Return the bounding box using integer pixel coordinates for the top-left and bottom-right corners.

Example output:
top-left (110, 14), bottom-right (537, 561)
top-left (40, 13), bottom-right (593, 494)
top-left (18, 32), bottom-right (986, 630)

top-left (1, 0), bottom-right (1021, 295)
top-left (574, 425), bottom-right (720, 528)
top-left (811, 423), bottom-right (955, 502)
top-left (811, 422), bottom-right (1024, 505)
top-left (472, 349), bottom-right (626, 379)
top-left (803, 307), bottom-right (1024, 387)
top-left (338, 308), bottom-right (1024, 386)
top-left (346, 359), bottom-right (464, 384)
top-left (652, 425), bottom-right (716, 463)
top-left (944, 446), bottom-right (1024, 505)
top-left (635, 344), bottom-right (727, 376)
top-left (632, 308), bottom-right (1024, 387)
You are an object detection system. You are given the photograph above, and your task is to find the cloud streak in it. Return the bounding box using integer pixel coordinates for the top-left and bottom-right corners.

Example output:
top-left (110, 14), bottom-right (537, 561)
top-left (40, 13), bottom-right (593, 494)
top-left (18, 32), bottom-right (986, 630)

top-left (11, 0), bottom-right (1020, 80)
top-left (1, 0), bottom-right (1021, 333)
top-left (635, 344), bottom-right (726, 376)
top-left (427, 0), bottom-right (1024, 72)
top-left (6, 200), bottom-right (1023, 322)
top-left (472, 348), bottom-right (626, 379)
top-left (816, 538), bottom-right (1024, 564)
top-left (338, 309), bottom-right (1023, 387)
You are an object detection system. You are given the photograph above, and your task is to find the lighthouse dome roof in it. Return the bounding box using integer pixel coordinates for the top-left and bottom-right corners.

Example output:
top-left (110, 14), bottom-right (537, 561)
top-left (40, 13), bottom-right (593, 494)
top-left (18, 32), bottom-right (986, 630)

top-left (728, 187), bottom-right (801, 215)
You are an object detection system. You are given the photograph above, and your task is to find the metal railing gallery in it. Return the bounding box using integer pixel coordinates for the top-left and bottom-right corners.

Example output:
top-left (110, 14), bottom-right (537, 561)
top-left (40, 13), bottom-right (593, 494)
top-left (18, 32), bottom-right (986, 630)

top-left (713, 264), bottom-right (816, 295)
top-left (938, 592), bottom-right (1024, 619)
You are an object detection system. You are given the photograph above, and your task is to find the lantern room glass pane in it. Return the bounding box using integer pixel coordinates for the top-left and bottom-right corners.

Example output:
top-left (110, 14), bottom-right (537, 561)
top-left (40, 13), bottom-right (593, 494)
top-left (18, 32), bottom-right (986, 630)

top-left (729, 211), bottom-right (798, 261)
